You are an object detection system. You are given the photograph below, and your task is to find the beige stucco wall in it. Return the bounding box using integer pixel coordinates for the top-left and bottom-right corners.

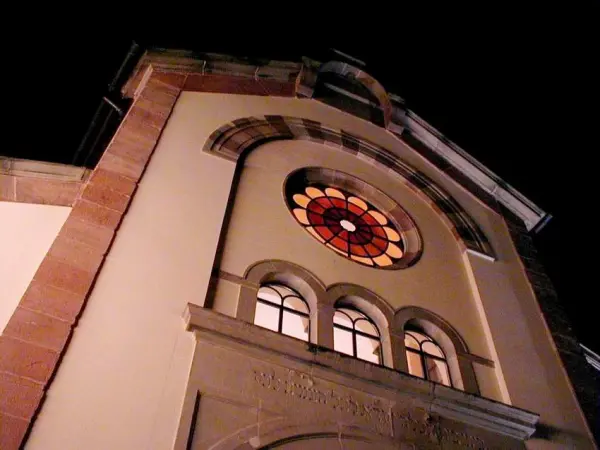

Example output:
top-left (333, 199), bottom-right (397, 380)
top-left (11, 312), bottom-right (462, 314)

top-left (214, 139), bottom-right (499, 394)
top-left (26, 92), bottom-right (591, 449)
top-left (0, 202), bottom-right (69, 332)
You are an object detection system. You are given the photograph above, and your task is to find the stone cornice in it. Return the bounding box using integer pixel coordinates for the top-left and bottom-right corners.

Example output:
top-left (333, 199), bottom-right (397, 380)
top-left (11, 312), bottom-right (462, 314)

top-left (184, 304), bottom-right (539, 441)
top-left (0, 157), bottom-right (88, 206)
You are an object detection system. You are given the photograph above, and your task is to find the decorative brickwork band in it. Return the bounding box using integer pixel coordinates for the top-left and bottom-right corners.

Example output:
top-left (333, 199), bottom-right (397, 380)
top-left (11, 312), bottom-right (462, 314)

top-left (203, 116), bottom-right (494, 258)
top-left (0, 68), bottom-right (186, 450)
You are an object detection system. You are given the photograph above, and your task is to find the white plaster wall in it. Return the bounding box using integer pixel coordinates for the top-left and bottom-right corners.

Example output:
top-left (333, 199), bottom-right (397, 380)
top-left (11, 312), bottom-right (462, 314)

top-left (0, 202), bottom-right (69, 332)
top-left (25, 92), bottom-right (590, 449)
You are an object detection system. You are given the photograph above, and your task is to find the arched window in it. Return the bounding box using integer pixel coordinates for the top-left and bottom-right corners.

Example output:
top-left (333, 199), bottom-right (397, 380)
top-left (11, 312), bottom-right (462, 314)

top-left (254, 284), bottom-right (310, 342)
top-left (404, 328), bottom-right (452, 387)
top-left (333, 307), bottom-right (382, 364)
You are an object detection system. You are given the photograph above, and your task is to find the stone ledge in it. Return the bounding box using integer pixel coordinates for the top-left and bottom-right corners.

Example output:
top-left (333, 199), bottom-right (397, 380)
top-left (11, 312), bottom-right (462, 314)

top-left (184, 303), bottom-right (539, 441)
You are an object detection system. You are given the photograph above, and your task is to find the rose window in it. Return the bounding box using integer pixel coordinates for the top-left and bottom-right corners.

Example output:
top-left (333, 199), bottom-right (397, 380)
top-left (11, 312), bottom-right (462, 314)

top-left (288, 185), bottom-right (405, 268)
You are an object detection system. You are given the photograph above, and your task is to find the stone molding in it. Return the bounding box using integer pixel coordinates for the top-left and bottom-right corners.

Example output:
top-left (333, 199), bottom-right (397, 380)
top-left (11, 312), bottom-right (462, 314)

top-left (0, 157), bottom-right (88, 206)
top-left (184, 303), bottom-right (539, 441)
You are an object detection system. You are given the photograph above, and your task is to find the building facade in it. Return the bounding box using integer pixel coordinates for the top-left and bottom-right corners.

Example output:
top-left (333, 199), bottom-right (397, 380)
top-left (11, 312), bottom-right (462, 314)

top-left (0, 49), bottom-right (597, 449)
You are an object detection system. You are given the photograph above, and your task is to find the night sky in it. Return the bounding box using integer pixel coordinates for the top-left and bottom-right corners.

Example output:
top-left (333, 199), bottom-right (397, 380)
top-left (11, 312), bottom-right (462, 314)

top-left (5, 27), bottom-right (592, 350)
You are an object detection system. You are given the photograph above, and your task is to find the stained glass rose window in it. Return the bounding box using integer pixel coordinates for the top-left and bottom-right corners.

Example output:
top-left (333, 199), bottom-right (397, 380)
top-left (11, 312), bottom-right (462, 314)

top-left (288, 184), bottom-right (405, 268)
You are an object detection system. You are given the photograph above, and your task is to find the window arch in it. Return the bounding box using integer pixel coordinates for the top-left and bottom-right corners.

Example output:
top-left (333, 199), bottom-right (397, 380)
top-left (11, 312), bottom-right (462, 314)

top-left (405, 328), bottom-right (452, 386)
top-left (333, 307), bottom-right (382, 365)
top-left (394, 306), bottom-right (482, 395)
top-left (254, 283), bottom-right (311, 342)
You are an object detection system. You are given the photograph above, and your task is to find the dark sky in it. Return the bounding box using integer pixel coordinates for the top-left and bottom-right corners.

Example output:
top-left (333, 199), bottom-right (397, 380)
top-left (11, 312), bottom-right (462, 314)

top-left (5, 25), bottom-right (594, 350)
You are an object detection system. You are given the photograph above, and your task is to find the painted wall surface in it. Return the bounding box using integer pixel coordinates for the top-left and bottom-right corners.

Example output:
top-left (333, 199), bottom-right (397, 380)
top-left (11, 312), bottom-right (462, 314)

top-left (214, 139), bottom-right (496, 388)
top-left (26, 92), bottom-right (591, 448)
top-left (0, 202), bottom-right (70, 332)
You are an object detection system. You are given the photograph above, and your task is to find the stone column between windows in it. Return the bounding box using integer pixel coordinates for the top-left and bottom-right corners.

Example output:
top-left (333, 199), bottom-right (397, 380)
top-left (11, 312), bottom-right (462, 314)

top-left (316, 303), bottom-right (335, 350)
top-left (389, 332), bottom-right (407, 372)
top-left (236, 285), bottom-right (257, 324)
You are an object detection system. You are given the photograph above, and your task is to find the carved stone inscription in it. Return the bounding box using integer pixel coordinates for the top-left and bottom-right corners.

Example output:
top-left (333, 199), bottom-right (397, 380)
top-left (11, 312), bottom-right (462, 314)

top-left (395, 411), bottom-right (491, 449)
top-left (253, 369), bottom-right (392, 434)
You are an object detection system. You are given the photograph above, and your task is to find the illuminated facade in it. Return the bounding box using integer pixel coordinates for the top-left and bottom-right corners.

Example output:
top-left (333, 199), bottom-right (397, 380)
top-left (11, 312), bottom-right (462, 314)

top-left (0, 49), bottom-right (597, 449)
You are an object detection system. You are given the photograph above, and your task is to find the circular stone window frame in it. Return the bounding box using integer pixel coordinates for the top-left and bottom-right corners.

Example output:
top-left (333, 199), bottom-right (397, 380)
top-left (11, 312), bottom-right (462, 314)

top-left (284, 167), bottom-right (423, 270)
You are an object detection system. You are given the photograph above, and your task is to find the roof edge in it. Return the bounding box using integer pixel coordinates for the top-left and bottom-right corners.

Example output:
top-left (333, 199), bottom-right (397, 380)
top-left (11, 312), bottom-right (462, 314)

top-left (123, 49), bottom-right (547, 232)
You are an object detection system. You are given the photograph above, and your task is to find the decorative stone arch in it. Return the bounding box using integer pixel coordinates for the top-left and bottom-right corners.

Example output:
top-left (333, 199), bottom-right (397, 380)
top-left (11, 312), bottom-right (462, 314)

top-left (237, 260), bottom-right (327, 344)
top-left (312, 60), bottom-right (393, 128)
top-left (394, 306), bottom-right (480, 394)
top-left (203, 115), bottom-right (494, 258)
top-left (210, 420), bottom-right (400, 450)
top-left (326, 284), bottom-right (395, 369)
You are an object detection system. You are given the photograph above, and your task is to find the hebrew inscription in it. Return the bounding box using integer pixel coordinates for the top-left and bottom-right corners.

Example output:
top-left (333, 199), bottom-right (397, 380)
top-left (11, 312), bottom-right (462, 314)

top-left (253, 369), bottom-right (392, 433)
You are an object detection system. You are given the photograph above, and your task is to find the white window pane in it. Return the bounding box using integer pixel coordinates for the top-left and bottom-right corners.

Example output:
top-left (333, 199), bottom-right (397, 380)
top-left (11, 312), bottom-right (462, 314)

top-left (282, 311), bottom-right (309, 342)
top-left (404, 333), bottom-right (420, 350)
top-left (422, 341), bottom-right (444, 358)
top-left (407, 330), bottom-right (429, 344)
top-left (257, 287), bottom-right (282, 305)
top-left (425, 357), bottom-right (451, 386)
top-left (355, 318), bottom-right (378, 337)
top-left (356, 334), bottom-right (381, 364)
top-left (333, 311), bottom-right (353, 328)
top-left (254, 302), bottom-right (279, 332)
top-left (334, 327), bottom-right (354, 356)
top-left (337, 307), bottom-right (366, 322)
top-left (283, 296), bottom-right (309, 314)
top-left (406, 350), bottom-right (424, 378)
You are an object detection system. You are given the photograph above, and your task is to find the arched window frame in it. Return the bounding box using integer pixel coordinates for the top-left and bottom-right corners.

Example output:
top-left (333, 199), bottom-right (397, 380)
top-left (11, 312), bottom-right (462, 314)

top-left (333, 306), bottom-right (383, 364)
top-left (237, 260), bottom-right (326, 345)
top-left (404, 327), bottom-right (452, 387)
top-left (237, 262), bottom-right (482, 395)
top-left (255, 283), bottom-right (311, 342)
top-left (326, 284), bottom-right (395, 369)
top-left (394, 307), bottom-right (481, 395)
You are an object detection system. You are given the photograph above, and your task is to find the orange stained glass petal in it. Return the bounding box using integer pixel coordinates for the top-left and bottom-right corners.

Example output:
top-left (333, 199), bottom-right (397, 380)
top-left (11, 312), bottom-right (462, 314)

top-left (315, 196), bottom-right (335, 209)
top-left (292, 194), bottom-right (310, 208)
top-left (306, 187), bottom-right (325, 199)
top-left (314, 225), bottom-right (334, 241)
top-left (293, 208), bottom-right (310, 225)
top-left (350, 244), bottom-right (369, 257)
top-left (307, 211), bottom-right (324, 226)
top-left (361, 212), bottom-right (379, 227)
top-left (325, 187), bottom-right (345, 199)
top-left (330, 197), bottom-right (346, 209)
top-left (306, 226), bottom-right (325, 242)
top-left (330, 236), bottom-right (349, 252)
top-left (371, 236), bottom-right (388, 251)
top-left (348, 196), bottom-right (368, 210)
top-left (373, 254), bottom-right (393, 267)
top-left (347, 202), bottom-right (365, 216)
top-left (383, 226), bottom-right (401, 242)
top-left (350, 255), bottom-right (375, 266)
top-left (307, 200), bottom-right (326, 214)
top-left (386, 242), bottom-right (404, 258)
top-left (364, 243), bottom-right (385, 257)
top-left (369, 210), bottom-right (388, 225)
top-left (370, 226), bottom-right (387, 239)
